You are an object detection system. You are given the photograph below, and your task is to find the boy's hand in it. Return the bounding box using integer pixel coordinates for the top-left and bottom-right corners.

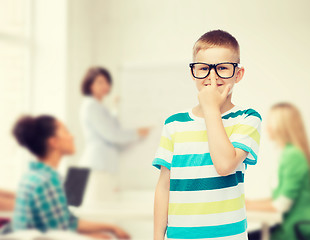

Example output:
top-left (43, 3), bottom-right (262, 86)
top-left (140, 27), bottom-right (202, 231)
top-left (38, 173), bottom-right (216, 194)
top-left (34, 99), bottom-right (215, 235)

top-left (198, 78), bottom-right (232, 112)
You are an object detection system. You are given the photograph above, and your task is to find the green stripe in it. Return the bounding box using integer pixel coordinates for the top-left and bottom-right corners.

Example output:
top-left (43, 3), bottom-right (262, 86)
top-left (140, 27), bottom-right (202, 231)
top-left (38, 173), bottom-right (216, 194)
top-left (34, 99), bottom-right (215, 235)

top-left (222, 108), bottom-right (262, 120)
top-left (170, 171), bottom-right (244, 191)
top-left (167, 219), bottom-right (247, 239)
top-left (172, 153), bottom-right (213, 167)
top-left (165, 112), bottom-right (194, 125)
top-left (244, 108), bottom-right (262, 120)
top-left (233, 142), bottom-right (258, 162)
top-left (152, 158), bottom-right (171, 170)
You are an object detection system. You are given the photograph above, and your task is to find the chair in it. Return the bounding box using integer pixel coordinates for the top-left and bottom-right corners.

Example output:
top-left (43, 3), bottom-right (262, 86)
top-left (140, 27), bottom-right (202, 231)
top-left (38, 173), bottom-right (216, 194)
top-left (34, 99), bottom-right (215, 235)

top-left (294, 220), bottom-right (310, 240)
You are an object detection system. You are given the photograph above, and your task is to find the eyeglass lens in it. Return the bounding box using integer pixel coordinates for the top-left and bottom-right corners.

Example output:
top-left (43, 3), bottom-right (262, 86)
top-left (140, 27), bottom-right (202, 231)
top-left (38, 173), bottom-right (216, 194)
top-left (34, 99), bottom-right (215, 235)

top-left (192, 63), bottom-right (235, 79)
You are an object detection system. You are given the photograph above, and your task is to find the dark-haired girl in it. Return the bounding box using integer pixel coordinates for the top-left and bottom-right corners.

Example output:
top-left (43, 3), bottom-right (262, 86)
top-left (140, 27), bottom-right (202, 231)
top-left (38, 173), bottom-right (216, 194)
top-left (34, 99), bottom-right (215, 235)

top-left (11, 115), bottom-right (130, 239)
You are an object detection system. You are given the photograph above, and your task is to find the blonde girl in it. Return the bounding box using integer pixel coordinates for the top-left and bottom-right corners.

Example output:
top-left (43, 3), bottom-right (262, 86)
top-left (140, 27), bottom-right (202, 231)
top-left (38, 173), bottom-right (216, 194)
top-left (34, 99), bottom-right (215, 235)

top-left (247, 102), bottom-right (310, 240)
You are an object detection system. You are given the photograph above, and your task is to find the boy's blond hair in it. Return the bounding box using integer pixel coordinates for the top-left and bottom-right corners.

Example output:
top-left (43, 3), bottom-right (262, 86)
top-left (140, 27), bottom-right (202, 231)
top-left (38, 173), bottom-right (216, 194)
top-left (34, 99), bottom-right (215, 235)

top-left (193, 30), bottom-right (240, 63)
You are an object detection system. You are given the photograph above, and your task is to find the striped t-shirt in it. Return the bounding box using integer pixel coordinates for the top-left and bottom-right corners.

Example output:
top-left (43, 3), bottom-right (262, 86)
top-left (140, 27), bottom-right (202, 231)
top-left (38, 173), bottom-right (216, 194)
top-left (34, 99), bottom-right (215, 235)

top-left (152, 105), bottom-right (262, 240)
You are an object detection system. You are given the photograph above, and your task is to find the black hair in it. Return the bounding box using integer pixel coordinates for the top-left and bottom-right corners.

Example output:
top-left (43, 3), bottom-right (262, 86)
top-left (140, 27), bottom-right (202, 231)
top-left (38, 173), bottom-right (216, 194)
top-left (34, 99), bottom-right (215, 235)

top-left (12, 115), bottom-right (57, 158)
top-left (81, 66), bottom-right (112, 96)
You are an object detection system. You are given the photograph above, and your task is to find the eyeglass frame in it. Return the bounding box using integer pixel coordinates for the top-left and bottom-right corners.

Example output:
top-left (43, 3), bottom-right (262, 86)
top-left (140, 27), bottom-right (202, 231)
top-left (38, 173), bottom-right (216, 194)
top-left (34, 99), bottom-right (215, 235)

top-left (189, 62), bottom-right (242, 79)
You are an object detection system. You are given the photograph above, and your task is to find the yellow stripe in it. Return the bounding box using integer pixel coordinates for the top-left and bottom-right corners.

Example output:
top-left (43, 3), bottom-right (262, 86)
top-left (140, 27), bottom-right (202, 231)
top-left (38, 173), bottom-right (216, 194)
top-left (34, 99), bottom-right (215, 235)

top-left (170, 124), bottom-right (260, 144)
top-left (159, 136), bottom-right (174, 152)
top-left (233, 124), bottom-right (260, 145)
top-left (168, 194), bottom-right (245, 215)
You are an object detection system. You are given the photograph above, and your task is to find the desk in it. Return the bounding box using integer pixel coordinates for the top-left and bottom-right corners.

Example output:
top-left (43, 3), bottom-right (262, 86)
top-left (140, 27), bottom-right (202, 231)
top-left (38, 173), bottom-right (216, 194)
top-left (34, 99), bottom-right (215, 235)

top-left (247, 211), bottom-right (282, 240)
top-left (72, 192), bottom-right (283, 240)
top-left (1, 191), bottom-right (283, 240)
top-left (70, 190), bottom-right (154, 239)
top-left (70, 200), bottom-right (153, 221)
top-left (0, 230), bottom-right (93, 240)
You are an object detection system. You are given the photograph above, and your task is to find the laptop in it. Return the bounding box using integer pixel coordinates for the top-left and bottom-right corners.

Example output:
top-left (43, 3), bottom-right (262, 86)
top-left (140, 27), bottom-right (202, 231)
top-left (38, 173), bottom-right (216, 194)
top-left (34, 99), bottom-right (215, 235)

top-left (64, 167), bottom-right (90, 207)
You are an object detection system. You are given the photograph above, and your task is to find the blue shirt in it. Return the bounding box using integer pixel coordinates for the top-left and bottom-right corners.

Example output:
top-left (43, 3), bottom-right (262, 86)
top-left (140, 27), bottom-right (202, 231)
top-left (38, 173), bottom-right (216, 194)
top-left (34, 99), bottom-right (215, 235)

top-left (12, 161), bottom-right (78, 232)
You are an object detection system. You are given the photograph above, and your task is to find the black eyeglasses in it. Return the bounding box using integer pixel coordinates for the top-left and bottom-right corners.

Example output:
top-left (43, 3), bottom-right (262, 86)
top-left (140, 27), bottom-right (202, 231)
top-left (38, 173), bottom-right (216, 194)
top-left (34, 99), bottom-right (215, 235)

top-left (189, 62), bottom-right (242, 79)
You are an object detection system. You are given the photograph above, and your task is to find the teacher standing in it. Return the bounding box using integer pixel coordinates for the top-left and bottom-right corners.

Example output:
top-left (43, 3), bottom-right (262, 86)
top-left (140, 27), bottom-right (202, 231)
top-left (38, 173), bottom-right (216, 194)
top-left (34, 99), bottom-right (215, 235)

top-left (79, 67), bottom-right (149, 201)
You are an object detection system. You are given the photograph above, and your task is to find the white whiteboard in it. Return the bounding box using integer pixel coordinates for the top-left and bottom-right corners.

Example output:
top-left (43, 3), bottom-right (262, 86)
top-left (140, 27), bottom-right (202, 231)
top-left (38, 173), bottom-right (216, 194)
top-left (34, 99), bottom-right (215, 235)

top-left (118, 62), bottom-right (197, 189)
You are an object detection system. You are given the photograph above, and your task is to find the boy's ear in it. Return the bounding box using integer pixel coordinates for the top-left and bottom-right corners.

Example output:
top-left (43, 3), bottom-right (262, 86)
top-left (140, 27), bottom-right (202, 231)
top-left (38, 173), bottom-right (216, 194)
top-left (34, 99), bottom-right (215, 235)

top-left (235, 67), bottom-right (245, 83)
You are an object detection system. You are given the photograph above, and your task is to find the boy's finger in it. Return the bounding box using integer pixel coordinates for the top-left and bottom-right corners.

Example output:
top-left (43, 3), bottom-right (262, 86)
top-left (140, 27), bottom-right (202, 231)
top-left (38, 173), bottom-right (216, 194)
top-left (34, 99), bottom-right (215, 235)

top-left (222, 84), bottom-right (231, 97)
top-left (210, 78), bottom-right (217, 88)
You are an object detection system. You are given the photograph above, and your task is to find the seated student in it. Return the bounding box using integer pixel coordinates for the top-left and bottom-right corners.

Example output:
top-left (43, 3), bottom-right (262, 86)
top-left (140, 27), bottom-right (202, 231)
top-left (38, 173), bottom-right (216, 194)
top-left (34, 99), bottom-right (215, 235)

top-left (246, 103), bottom-right (310, 240)
top-left (11, 115), bottom-right (130, 239)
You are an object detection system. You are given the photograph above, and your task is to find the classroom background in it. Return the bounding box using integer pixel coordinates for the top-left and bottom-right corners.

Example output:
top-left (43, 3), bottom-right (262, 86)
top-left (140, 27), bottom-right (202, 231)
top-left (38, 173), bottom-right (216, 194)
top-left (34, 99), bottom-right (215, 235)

top-left (0, 0), bottom-right (310, 239)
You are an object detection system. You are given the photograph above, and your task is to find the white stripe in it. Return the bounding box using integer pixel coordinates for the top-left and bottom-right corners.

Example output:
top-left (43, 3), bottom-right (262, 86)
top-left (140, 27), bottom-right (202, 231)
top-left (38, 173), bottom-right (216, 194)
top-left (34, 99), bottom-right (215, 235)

top-left (167, 230), bottom-right (248, 240)
top-left (161, 125), bottom-right (172, 139)
top-left (155, 147), bottom-right (173, 162)
top-left (236, 116), bottom-right (262, 129)
top-left (167, 120), bottom-right (206, 132)
top-left (174, 142), bottom-right (210, 154)
top-left (170, 164), bottom-right (245, 179)
top-left (167, 116), bottom-right (249, 135)
top-left (169, 119), bottom-right (244, 132)
top-left (169, 183), bottom-right (245, 203)
top-left (168, 208), bottom-right (247, 227)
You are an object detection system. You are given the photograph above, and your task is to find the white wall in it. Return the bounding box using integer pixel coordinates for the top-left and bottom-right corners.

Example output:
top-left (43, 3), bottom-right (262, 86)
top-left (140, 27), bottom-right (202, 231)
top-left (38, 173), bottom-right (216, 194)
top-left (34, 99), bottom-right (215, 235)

top-left (1, 0), bottom-right (94, 189)
top-left (65, 0), bottom-right (93, 166)
top-left (0, 0), bottom-right (71, 191)
top-left (65, 0), bottom-right (310, 197)
top-left (31, 0), bottom-right (67, 119)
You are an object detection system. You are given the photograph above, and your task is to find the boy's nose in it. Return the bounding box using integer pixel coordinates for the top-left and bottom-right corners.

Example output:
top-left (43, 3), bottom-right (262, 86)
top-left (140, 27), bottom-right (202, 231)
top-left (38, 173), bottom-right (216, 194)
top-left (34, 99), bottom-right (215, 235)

top-left (208, 69), bottom-right (218, 80)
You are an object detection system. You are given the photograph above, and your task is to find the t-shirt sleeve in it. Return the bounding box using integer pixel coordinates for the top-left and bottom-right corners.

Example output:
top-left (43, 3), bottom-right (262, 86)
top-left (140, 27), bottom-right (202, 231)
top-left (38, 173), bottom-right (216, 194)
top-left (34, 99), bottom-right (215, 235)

top-left (229, 109), bottom-right (262, 166)
top-left (152, 123), bottom-right (174, 170)
top-left (276, 148), bottom-right (308, 200)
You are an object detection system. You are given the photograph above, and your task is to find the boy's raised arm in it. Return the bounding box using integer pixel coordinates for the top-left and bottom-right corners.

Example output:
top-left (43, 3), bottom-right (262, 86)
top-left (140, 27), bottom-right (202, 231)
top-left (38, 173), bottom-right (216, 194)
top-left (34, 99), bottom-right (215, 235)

top-left (154, 166), bottom-right (170, 240)
top-left (200, 79), bottom-right (248, 176)
top-left (203, 107), bottom-right (248, 176)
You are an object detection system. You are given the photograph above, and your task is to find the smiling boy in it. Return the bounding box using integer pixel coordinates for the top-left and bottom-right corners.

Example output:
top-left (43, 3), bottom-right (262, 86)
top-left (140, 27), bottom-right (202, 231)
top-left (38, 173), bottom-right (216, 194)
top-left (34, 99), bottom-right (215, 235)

top-left (153, 30), bottom-right (262, 240)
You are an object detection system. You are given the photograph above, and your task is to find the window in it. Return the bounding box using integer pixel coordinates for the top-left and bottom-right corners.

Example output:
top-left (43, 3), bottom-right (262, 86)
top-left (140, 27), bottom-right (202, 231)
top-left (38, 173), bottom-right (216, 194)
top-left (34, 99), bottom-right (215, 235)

top-left (0, 0), bottom-right (31, 188)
